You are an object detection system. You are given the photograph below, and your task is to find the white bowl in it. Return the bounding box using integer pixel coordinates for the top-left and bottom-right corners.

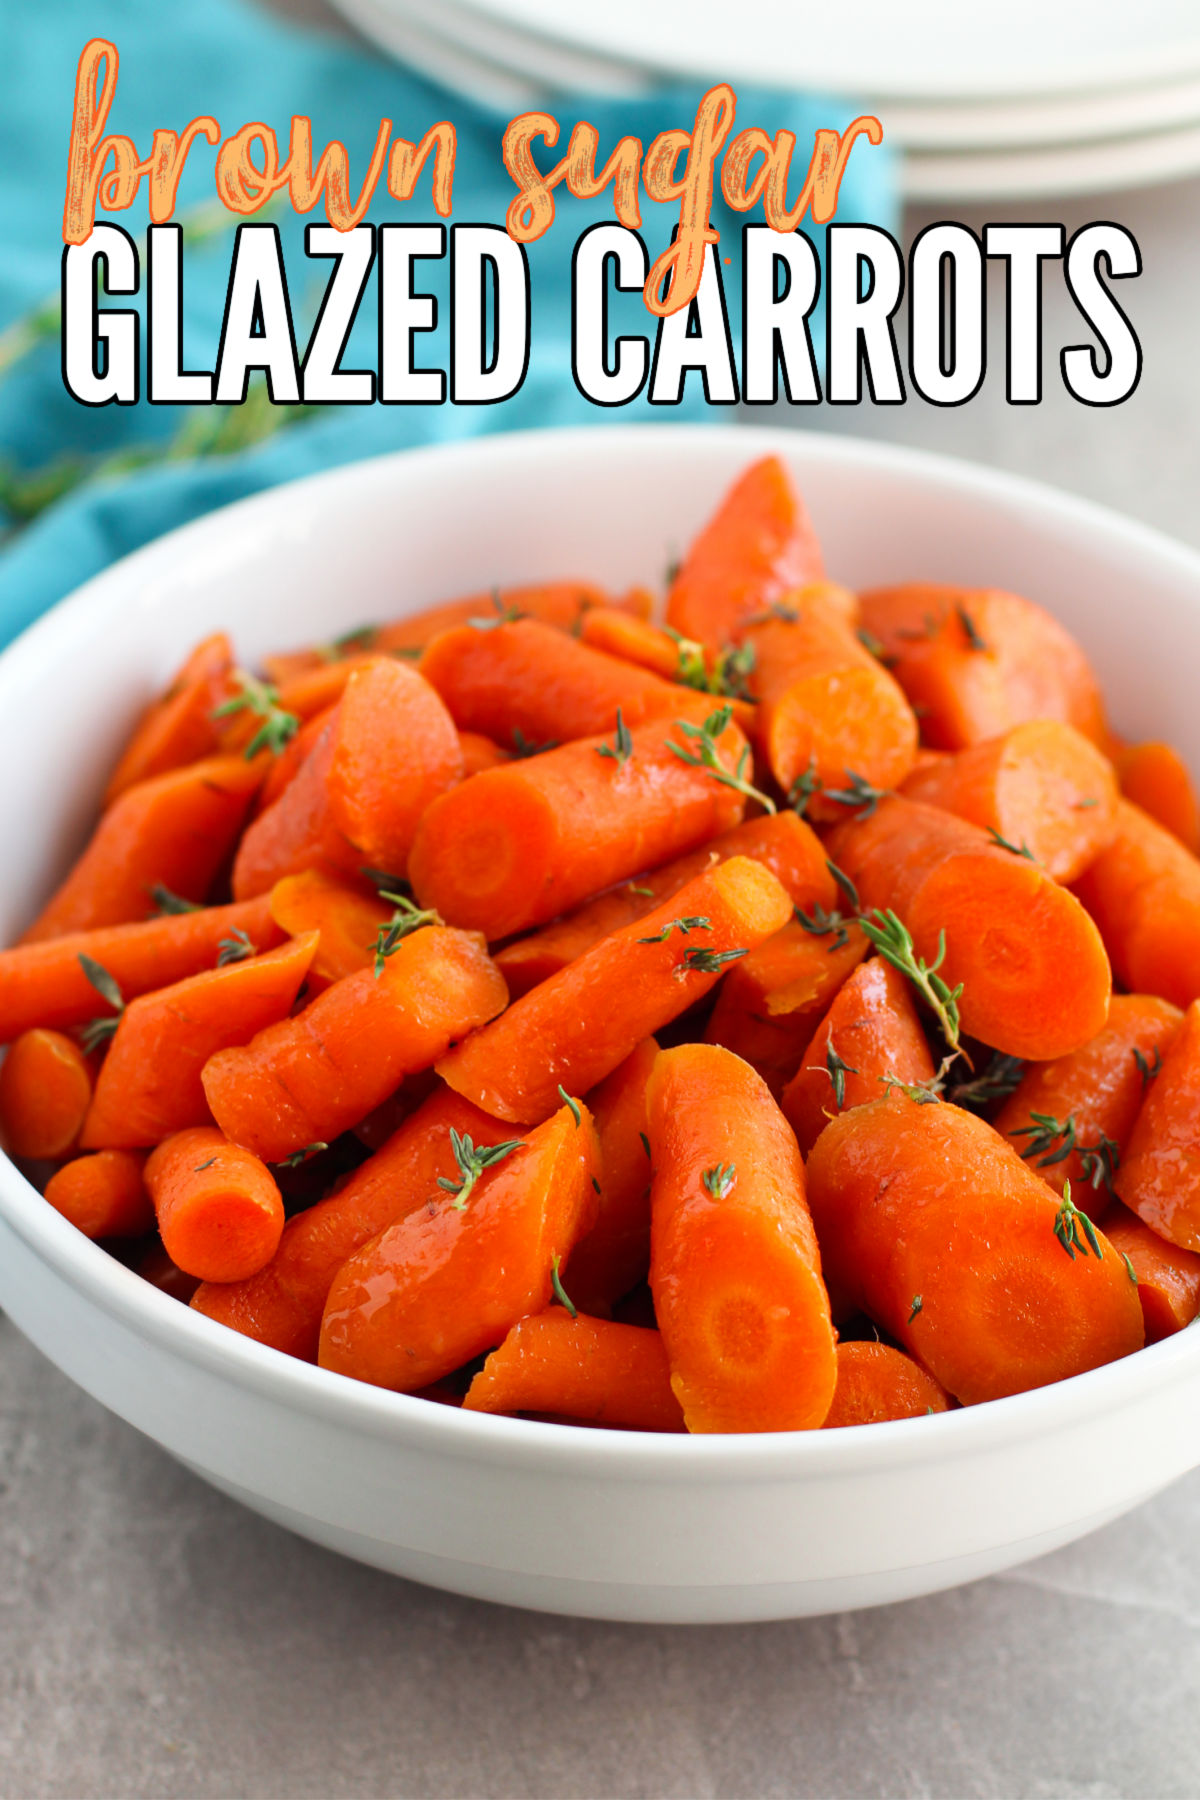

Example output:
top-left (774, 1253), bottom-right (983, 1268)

top-left (3, 425), bottom-right (1200, 1624)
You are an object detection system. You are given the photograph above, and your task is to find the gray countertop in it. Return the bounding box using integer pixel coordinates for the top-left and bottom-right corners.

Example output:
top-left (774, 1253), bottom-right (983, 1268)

top-left (4, 32), bottom-right (1200, 1789)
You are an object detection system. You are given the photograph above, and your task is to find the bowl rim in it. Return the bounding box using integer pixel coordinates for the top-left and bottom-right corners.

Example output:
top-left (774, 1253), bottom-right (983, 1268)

top-left (4, 419), bottom-right (1200, 1481)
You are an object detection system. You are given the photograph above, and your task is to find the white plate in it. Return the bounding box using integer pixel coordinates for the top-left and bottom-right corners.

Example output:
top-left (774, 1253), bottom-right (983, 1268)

top-left (905, 117), bottom-right (1200, 199)
top-left (2, 425), bottom-right (1200, 1623)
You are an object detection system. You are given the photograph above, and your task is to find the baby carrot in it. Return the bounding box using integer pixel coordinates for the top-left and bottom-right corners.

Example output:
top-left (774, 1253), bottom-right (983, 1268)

top-left (145, 1126), bottom-right (284, 1282)
top-left (564, 1037), bottom-right (658, 1313)
top-left (704, 920), bottom-right (871, 1093)
top-left (647, 1042), bottom-right (837, 1433)
top-left (463, 1311), bottom-right (686, 1432)
top-left (104, 632), bottom-right (231, 804)
top-left (857, 583), bottom-right (1108, 750)
top-left (495, 811), bottom-right (835, 998)
top-left (254, 705), bottom-right (335, 814)
top-left (822, 1341), bottom-right (950, 1428)
top-left (21, 756), bottom-right (264, 943)
top-left (828, 794), bottom-right (1112, 1060)
top-left (1115, 999), bottom-right (1200, 1253)
top-left (993, 993), bottom-right (1183, 1215)
top-left (781, 957), bottom-right (936, 1155)
top-left (665, 454), bottom-right (828, 649)
top-left (268, 870), bottom-right (393, 983)
top-left (1073, 799), bottom-right (1200, 1008)
top-left (203, 926), bottom-right (508, 1161)
top-left (0, 896), bottom-right (281, 1042)
top-left (80, 933), bottom-right (318, 1149)
top-left (318, 1100), bottom-right (599, 1392)
top-left (1101, 1205), bottom-right (1200, 1340)
top-left (458, 730), bottom-right (512, 776)
top-left (192, 1084), bottom-right (503, 1360)
top-left (0, 1029), bottom-right (93, 1160)
top-left (43, 1149), bottom-right (153, 1239)
top-left (1116, 741), bottom-right (1200, 854)
top-left (580, 608), bottom-right (684, 681)
top-left (408, 707), bottom-right (752, 941)
top-left (437, 855), bottom-right (794, 1124)
top-left (900, 719), bottom-right (1119, 882)
top-left (806, 1096), bottom-right (1144, 1405)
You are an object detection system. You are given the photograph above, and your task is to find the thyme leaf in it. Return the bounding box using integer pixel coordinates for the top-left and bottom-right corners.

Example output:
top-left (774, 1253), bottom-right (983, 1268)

top-left (987, 826), bottom-right (1037, 861)
top-left (1053, 1178), bottom-right (1104, 1263)
top-left (909, 1294), bottom-right (923, 1323)
top-left (557, 1087), bottom-right (582, 1127)
top-left (550, 1254), bottom-right (578, 1318)
top-left (149, 884), bottom-right (202, 916)
top-left (595, 708), bottom-right (634, 767)
top-left (948, 1054), bottom-right (1027, 1111)
top-left (212, 670), bottom-right (300, 759)
top-left (437, 1129), bottom-right (525, 1210)
top-left (468, 589), bottom-right (523, 630)
top-left (702, 1162), bottom-right (736, 1199)
top-left (511, 727), bottom-right (558, 758)
top-left (820, 770), bottom-right (892, 820)
top-left (858, 910), bottom-right (965, 1063)
top-left (1011, 1110), bottom-right (1078, 1169)
top-left (637, 915), bottom-right (711, 944)
top-left (819, 1041), bottom-right (858, 1109)
top-left (795, 901), bottom-right (850, 952)
top-left (955, 601), bottom-right (990, 653)
top-left (788, 756), bottom-right (821, 818)
top-left (1134, 1046), bottom-right (1163, 1087)
top-left (372, 894), bottom-right (443, 976)
top-left (666, 705), bottom-right (776, 813)
top-left (216, 930), bottom-right (256, 966)
top-left (275, 1142), bottom-right (328, 1169)
top-left (678, 945), bottom-right (749, 977)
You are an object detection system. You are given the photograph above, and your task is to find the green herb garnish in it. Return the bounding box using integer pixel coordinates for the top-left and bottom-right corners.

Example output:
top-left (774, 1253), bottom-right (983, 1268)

top-left (637, 915), bottom-right (711, 944)
top-left (438, 1129), bottom-right (525, 1211)
top-left (702, 1162), bottom-right (736, 1199)
top-left (666, 705), bottom-right (776, 813)
top-left (596, 708), bottom-right (634, 768)
top-left (212, 671), bottom-right (300, 759)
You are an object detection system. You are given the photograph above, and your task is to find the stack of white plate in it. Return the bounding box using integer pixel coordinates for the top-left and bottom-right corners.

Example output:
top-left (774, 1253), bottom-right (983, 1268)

top-left (331, 0), bottom-right (1200, 200)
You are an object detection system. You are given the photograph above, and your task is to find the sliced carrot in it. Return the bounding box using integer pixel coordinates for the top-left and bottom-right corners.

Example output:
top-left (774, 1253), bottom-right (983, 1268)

top-left (463, 1311), bottom-right (685, 1431)
top-left (80, 933), bottom-right (318, 1149)
top-left (1073, 798), bottom-right (1200, 1007)
top-left (647, 1042), bottom-right (837, 1433)
top-left (1115, 999), bottom-right (1200, 1253)
top-left (43, 1149), bottom-right (153, 1239)
top-left (580, 608), bottom-right (682, 681)
top-left (268, 870), bottom-right (393, 983)
top-left (409, 708), bottom-right (751, 941)
top-left (144, 1126), bottom-right (284, 1282)
top-left (0, 1029), bottom-right (93, 1160)
top-left (857, 583), bottom-right (1108, 750)
top-left (192, 1084), bottom-right (502, 1360)
top-left (1116, 741), bottom-right (1200, 854)
top-left (214, 657), bottom-right (374, 756)
top-left (1101, 1205), bottom-right (1200, 1340)
top-left (318, 1100), bottom-right (599, 1392)
top-left (367, 582), bottom-right (622, 662)
top-left (21, 756), bottom-right (264, 943)
top-left (254, 705), bottom-right (336, 814)
top-left (202, 926), bottom-right (508, 1161)
top-left (828, 794), bottom-right (1112, 1060)
top-left (900, 719), bottom-right (1119, 882)
top-left (704, 920), bottom-right (870, 1093)
top-left (822, 1341), bottom-right (950, 1427)
top-left (806, 1095), bottom-right (1144, 1405)
top-left (458, 730), bottom-right (512, 776)
top-left (564, 1037), bottom-right (657, 1312)
top-left (437, 856), bottom-right (793, 1125)
top-left (104, 632), bottom-right (232, 804)
top-left (781, 957), bottom-right (936, 1155)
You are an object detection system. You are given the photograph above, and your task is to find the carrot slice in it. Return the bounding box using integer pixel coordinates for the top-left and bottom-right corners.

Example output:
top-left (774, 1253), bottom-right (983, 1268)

top-left (1073, 798), bottom-right (1200, 1007)
top-left (458, 730), bottom-right (512, 776)
top-left (781, 957), bottom-right (936, 1155)
top-left (704, 921), bottom-right (871, 1093)
top-left (318, 1100), bottom-right (599, 1392)
top-left (1101, 1205), bottom-right (1200, 1340)
top-left (80, 933), bottom-right (318, 1149)
top-left (145, 1126), bottom-right (284, 1282)
top-left (564, 1037), bottom-right (658, 1312)
top-left (43, 1149), bottom-right (153, 1239)
top-left (828, 794), bottom-right (1112, 1060)
top-left (254, 705), bottom-right (336, 814)
top-left (647, 1042), bottom-right (837, 1433)
top-left (463, 1311), bottom-right (685, 1431)
top-left (580, 608), bottom-right (683, 681)
top-left (900, 719), bottom-right (1119, 882)
top-left (21, 756), bottom-right (264, 943)
top-left (104, 632), bottom-right (231, 804)
top-left (822, 1342), bottom-right (950, 1428)
top-left (1115, 999), bottom-right (1200, 1253)
top-left (213, 657), bottom-right (375, 756)
top-left (437, 855), bottom-right (793, 1125)
top-left (806, 1096), bottom-right (1144, 1405)
top-left (192, 1084), bottom-right (503, 1360)
top-left (1116, 741), bottom-right (1200, 854)
top-left (268, 871), bottom-right (393, 983)
top-left (0, 1029), bottom-right (93, 1159)
top-left (203, 926), bottom-right (507, 1161)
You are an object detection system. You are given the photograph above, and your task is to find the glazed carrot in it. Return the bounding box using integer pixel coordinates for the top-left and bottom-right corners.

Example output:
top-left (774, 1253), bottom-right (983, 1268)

top-left (1116, 741), bottom-right (1200, 854)
top-left (1115, 1000), bottom-right (1200, 1253)
top-left (828, 794), bottom-right (1112, 1060)
top-left (664, 454), bottom-right (828, 649)
top-left (580, 608), bottom-right (682, 681)
top-left (43, 1149), bottom-right (153, 1239)
top-left (192, 1084), bottom-right (502, 1360)
top-left (135, 1240), bottom-right (201, 1304)
top-left (408, 708), bottom-right (751, 940)
top-left (0, 896), bottom-right (281, 1042)
top-left (0, 1029), bottom-right (93, 1160)
top-left (495, 811), bottom-right (835, 998)
top-left (857, 583), bottom-right (1108, 750)
top-left (80, 933), bottom-right (318, 1149)
top-left (104, 632), bottom-right (231, 804)
top-left (806, 1096), bottom-right (1144, 1405)
top-left (746, 608), bottom-right (918, 811)
top-left (564, 1038), bottom-right (657, 1312)
top-left (369, 581), bottom-right (621, 661)
top-left (318, 1100), bottom-right (599, 1392)
top-left (1073, 799), bottom-right (1200, 1007)
top-left (993, 993), bottom-right (1183, 1216)
top-left (822, 1342), bottom-right (950, 1428)
top-left (781, 957), bottom-right (936, 1155)
top-left (232, 658), bottom-right (462, 898)
top-left (203, 926), bottom-right (508, 1161)
top-left (254, 704), bottom-right (336, 813)
top-left (420, 618), bottom-right (684, 747)
top-left (1102, 1205), bottom-right (1200, 1340)
top-left (21, 756), bottom-right (264, 943)
top-left (647, 1042), bottom-right (837, 1433)
top-left (458, 730), bottom-right (512, 776)
top-left (214, 657), bottom-right (374, 756)
top-left (900, 719), bottom-right (1119, 882)
top-left (437, 856), bottom-right (793, 1124)
top-left (704, 920), bottom-right (870, 1093)
top-left (268, 870), bottom-right (393, 983)
top-left (145, 1126), bottom-right (284, 1282)
top-left (462, 1311), bottom-right (685, 1431)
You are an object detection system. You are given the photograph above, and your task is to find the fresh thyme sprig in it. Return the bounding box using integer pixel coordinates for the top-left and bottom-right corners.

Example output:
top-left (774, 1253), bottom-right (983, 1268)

top-left (678, 945), bottom-right (749, 977)
top-left (820, 771), bottom-right (892, 820)
top-left (372, 893), bottom-right (443, 976)
top-left (1053, 1178), bottom-right (1103, 1262)
top-left (665, 629), bottom-right (756, 702)
top-left (826, 860), bottom-right (861, 914)
top-left (596, 708), bottom-right (633, 767)
top-left (795, 901), bottom-right (851, 952)
top-left (550, 1254), bottom-right (578, 1318)
top-left (819, 1042), bottom-right (858, 1109)
top-left (788, 757), bottom-right (820, 818)
top-left (948, 1054), bottom-right (1027, 1111)
top-left (212, 671), bottom-right (300, 759)
top-left (702, 1163), bottom-right (737, 1199)
top-left (316, 625), bottom-right (377, 663)
top-left (557, 1086), bottom-right (582, 1126)
top-left (468, 589), bottom-right (523, 630)
top-left (1134, 1045), bottom-right (1163, 1086)
top-left (438, 1129), bottom-right (525, 1210)
top-left (149, 884), bottom-right (202, 916)
top-left (987, 826), bottom-right (1037, 861)
top-left (667, 705), bottom-right (776, 813)
top-left (859, 910), bottom-right (966, 1065)
top-left (77, 954), bottom-right (125, 1052)
top-left (275, 1142), bottom-right (329, 1170)
top-left (637, 915), bottom-right (711, 944)
top-left (955, 601), bottom-right (990, 653)
top-left (1080, 1133), bottom-right (1121, 1195)
top-left (909, 1294), bottom-right (924, 1323)
top-left (1011, 1111), bottom-right (1078, 1169)
top-left (217, 930), bottom-right (256, 966)
top-left (512, 727), bottom-right (558, 758)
